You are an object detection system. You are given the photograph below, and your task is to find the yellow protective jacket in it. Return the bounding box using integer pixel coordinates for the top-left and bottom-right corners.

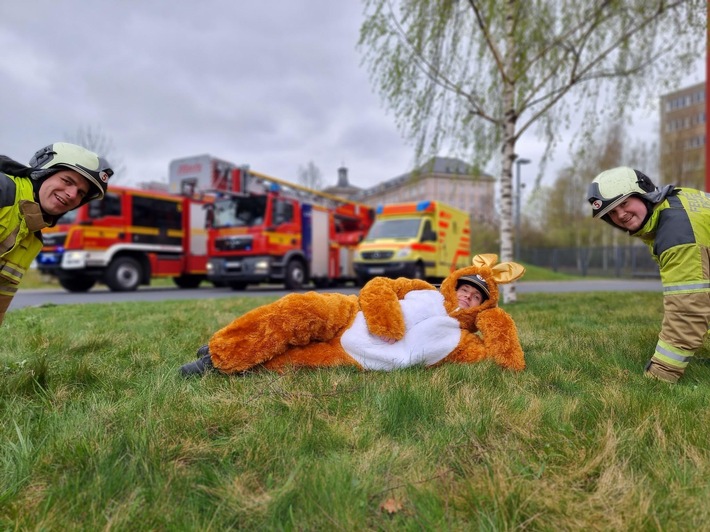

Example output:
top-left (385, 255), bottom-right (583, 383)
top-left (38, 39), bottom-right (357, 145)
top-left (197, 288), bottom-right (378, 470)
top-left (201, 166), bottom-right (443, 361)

top-left (633, 187), bottom-right (710, 373)
top-left (0, 173), bottom-right (49, 324)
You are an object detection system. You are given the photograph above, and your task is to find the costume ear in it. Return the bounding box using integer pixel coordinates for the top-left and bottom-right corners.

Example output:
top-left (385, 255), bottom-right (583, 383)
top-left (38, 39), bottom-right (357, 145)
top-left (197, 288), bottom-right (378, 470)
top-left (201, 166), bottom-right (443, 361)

top-left (471, 253), bottom-right (525, 283)
top-left (471, 253), bottom-right (498, 268)
top-left (491, 262), bottom-right (526, 284)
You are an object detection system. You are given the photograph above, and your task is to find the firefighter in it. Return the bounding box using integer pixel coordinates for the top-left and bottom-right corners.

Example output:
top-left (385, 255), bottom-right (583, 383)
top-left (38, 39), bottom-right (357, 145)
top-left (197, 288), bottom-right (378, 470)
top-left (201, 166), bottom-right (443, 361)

top-left (587, 166), bottom-right (710, 383)
top-left (0, 142), bottom-right (112, 325)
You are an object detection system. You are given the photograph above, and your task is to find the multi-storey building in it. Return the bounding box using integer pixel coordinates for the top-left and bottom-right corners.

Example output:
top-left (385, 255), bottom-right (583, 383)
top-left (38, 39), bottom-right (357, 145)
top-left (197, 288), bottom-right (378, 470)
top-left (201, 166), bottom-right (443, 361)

top-left (353, 156), bottom-right (496, 225)
top-left (660, 81), bottom-right (706, 188)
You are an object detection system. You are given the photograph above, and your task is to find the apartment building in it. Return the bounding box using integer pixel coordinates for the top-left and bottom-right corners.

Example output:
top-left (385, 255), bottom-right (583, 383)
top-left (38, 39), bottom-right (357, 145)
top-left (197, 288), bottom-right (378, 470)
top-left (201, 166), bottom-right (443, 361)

top-left (353, 156), bottom-right (496, 225)
top-left (659, 81), bottom-right (706, 188)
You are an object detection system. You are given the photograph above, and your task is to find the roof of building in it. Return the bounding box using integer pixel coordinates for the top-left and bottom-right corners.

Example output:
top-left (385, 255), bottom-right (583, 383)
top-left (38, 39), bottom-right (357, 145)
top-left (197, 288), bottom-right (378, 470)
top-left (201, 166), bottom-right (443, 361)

top-left (359, 156), bottom-right (494, 198)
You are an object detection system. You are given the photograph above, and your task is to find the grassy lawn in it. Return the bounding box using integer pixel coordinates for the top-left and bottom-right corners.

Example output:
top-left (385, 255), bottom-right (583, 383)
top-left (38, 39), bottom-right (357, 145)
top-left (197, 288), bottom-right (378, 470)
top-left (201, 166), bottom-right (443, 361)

top-left (21, 269), bottom-right (185, 290)
top-left (2, 291), bottom-right (709, 530)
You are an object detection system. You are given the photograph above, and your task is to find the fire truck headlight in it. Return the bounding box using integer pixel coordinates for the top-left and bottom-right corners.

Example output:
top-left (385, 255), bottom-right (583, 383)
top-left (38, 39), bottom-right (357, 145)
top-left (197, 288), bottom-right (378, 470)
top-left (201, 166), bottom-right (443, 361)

top-left (61, 251), bottom-right (88, 269)
top-left (396, 247), bottom-right (412, 258)
top-left (206, 262), bottom-right (214, 272)
top-left (254, 259), bottom-right (269, 274)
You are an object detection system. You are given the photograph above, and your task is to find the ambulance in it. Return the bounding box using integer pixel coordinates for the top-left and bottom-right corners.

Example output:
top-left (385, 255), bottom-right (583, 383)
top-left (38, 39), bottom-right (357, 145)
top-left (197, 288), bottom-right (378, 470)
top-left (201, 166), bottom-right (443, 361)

top-left (353, 201), bottom-right (471, 284)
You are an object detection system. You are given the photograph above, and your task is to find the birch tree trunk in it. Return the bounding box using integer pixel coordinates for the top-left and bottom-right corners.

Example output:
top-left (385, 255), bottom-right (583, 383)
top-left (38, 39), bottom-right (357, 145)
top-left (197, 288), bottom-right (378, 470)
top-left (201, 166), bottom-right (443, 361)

top-left (500, 0), bottom-right (518, 303)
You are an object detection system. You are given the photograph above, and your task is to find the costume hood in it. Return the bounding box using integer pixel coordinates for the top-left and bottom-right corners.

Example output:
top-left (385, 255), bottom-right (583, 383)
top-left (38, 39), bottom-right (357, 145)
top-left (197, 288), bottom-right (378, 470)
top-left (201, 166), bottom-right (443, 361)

top-left (440, 254), bottom-right (526, 331)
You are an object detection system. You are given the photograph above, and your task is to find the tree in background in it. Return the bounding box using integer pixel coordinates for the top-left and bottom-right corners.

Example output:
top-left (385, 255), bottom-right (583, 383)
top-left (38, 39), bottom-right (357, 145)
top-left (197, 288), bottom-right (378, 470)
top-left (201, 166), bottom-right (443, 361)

top-left (66, 125), bottom-right (126, 182)
top-left (359, 0), bottom-right (704, 300)
top-left (535, 123), bottom-right (625, 248)
top-left (525, 120), bottom-right (658, 266)
top-left (297, 161), bottom-right (324, 191)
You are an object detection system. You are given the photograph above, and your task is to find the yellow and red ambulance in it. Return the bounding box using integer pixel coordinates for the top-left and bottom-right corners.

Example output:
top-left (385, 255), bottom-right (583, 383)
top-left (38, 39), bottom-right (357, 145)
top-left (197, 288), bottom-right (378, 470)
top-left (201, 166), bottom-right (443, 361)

top-left (353, 201), bottom-right (470, 284)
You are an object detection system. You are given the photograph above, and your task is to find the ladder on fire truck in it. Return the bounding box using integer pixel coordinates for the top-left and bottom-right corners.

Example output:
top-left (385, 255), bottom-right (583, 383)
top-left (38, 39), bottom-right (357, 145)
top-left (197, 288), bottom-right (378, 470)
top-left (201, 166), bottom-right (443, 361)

top-left (210, 163), bottom-right (368, 215)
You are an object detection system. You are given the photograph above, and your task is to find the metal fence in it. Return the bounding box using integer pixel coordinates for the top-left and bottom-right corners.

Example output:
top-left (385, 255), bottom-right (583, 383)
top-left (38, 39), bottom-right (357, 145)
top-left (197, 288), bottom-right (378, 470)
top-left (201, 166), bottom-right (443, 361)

top-left (521, 245), bottom-right (660, 278)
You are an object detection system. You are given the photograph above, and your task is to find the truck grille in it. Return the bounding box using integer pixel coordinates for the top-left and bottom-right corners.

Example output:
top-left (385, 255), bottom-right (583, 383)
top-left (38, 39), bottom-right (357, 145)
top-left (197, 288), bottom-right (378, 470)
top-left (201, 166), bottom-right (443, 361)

top-left (215, 236), bottom-right (253, 251)
top-left (361, 250), bottom-right (394, 260)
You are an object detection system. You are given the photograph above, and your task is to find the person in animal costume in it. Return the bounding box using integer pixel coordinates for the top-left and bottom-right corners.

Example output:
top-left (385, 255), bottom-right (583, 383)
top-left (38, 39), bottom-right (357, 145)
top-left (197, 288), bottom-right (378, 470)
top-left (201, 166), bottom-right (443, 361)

top-left (179, 254), bottom-right (526, 376)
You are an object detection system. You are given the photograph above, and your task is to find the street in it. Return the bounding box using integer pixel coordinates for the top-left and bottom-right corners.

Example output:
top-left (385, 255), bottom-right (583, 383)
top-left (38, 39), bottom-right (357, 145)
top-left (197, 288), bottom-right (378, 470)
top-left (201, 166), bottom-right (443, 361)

top-left (9, 279), bottom-right (662, 312)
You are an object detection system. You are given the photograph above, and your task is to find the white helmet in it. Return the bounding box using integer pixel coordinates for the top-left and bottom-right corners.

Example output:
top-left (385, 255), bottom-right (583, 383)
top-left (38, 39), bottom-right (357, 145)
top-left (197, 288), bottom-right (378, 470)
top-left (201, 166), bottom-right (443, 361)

top-left (29, 142), bottom-right (113, 202)
top-left (587, 166), bottom-right (656, 219)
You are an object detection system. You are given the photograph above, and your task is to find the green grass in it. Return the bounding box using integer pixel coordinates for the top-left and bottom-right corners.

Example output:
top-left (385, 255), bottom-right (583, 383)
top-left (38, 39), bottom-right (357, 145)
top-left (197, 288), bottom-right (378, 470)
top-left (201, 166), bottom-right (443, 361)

top-left (2, 292), bottom-right (709, 530)
top-left (22, 269), bottom-right (184, 290)
top-left (517, 262), bottom-right (583, 281)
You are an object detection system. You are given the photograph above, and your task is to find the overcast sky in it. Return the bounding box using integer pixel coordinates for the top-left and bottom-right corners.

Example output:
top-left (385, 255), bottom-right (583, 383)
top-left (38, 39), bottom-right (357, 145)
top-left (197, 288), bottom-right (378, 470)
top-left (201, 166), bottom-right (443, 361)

top-left (1, 1), bottom-right (704, 193)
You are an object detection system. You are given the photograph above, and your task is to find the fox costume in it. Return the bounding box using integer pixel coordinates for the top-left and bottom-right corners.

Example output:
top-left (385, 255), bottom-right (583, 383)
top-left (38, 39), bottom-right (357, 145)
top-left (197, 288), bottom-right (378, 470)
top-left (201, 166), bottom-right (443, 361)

top-left (181, 254), bottom-right (526, 375)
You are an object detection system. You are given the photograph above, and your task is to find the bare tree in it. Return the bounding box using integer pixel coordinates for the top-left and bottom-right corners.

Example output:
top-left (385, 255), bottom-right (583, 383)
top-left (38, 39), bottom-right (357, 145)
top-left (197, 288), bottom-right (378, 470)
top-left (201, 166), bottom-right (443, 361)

top-left (359, 0), bottom-right (704, 301)
top-left (66, 125), bottom-right (126, 182)
top-left (297, 161), bottom-right (324, 190)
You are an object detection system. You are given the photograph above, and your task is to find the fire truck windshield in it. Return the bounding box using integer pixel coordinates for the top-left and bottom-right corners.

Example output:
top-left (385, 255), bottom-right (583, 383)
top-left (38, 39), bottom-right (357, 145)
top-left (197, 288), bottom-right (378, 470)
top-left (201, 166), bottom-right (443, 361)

top-left (364, 218), bottom-right (422, 240)
top-left (212, 196), bottom-right (267, 228)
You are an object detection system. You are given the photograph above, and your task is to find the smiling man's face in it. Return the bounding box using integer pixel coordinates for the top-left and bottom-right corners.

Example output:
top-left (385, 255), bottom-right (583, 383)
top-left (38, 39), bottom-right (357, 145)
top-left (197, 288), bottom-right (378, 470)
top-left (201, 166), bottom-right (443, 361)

top-left (607, 196), bottom-right (648, 232)
top-left (37, 169), bottom-right (90, 215)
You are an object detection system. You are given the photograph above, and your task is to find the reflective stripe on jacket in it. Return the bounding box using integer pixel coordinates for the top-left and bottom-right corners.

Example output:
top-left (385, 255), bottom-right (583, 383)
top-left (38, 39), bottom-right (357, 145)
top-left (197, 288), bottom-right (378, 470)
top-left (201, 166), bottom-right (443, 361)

top-left (634, 188), bottom-right (710, 369)
top-left (0, 173), bottom-right (48, 324)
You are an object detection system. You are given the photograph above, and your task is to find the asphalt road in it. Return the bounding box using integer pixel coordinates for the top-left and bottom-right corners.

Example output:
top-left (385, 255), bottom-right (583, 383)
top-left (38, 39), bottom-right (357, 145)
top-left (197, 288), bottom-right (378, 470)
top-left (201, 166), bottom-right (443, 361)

top-left (9, 279), bottom-right (662, 312)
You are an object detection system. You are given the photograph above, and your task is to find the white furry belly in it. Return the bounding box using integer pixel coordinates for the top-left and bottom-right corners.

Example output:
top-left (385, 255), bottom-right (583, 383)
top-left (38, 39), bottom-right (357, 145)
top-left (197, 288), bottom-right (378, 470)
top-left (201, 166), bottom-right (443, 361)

top-left (340, 290), bottom-right (461, 370)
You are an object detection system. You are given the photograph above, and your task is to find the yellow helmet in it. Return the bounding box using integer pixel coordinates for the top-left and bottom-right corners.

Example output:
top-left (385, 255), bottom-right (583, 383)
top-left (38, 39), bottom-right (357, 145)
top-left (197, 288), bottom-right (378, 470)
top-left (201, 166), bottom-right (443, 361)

top-left (29, 142), bottom-right (113, 202)
top-left (587, 167), bottom-right (656, 218)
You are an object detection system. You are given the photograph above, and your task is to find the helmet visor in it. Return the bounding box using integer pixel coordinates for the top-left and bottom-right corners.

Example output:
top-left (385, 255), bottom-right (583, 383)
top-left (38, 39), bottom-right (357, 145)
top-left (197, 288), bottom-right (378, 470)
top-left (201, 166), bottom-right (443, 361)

top-left (588, 181), bottom-right (634, 219)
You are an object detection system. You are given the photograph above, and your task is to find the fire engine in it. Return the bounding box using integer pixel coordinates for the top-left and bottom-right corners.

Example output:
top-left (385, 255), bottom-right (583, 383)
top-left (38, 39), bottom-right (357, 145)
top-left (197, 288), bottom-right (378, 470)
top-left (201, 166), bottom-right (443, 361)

top-left (36, 186), bottom-right (211, 292)
top-left (168, 155), bottom-right (375, 290)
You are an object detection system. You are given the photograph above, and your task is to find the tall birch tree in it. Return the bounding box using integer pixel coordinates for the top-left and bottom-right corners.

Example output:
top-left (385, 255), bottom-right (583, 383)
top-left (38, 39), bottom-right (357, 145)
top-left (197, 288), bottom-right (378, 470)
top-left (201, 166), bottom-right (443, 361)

top-left (359, 0), bottom-right (704, 301)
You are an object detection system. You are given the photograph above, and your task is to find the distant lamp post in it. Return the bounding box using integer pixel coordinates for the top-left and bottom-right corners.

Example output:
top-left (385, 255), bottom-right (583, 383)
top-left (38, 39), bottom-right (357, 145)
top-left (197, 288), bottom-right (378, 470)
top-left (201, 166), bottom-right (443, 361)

top-left (514, 158), bottom-right (531, 261)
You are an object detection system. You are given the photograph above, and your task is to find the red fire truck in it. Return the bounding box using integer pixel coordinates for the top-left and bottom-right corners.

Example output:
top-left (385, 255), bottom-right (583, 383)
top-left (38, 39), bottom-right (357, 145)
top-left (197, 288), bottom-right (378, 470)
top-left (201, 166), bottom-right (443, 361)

top-left (168, 155), bottom-right (375, 290)
top-left (36, 186), bottom-right (212, 292)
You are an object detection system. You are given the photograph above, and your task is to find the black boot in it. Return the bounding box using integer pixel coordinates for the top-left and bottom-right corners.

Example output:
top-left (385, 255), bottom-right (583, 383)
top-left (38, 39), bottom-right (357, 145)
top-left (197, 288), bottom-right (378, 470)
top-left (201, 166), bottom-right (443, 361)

top-left (196, 344), bottom-right (210, 358)
top-left (180, 354), bottom-right (214, 377)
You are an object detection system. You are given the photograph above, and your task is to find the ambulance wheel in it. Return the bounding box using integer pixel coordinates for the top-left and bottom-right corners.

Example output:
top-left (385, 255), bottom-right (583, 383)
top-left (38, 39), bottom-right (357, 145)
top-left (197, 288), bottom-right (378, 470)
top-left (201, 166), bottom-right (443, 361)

top-left (412, 263), bottom-right (426, 280)
top-left (284, 260), bottom-right (306, 290)
top-left (105, 256), bottom-right (142, 292)
top-left (58, 275), bottom-right (96, 293)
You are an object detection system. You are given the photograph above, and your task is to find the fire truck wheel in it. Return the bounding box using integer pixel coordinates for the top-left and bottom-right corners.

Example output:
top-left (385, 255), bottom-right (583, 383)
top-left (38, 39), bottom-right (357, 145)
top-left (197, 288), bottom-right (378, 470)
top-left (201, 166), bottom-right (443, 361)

top-left (229, 282), bottom-right (247, 291)
top-left (105, 256), bottom-right (142, 292)
top-left (284, 260), bottom-right (306, 290)
top-left (58, 275), bottom-right (96, 293)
